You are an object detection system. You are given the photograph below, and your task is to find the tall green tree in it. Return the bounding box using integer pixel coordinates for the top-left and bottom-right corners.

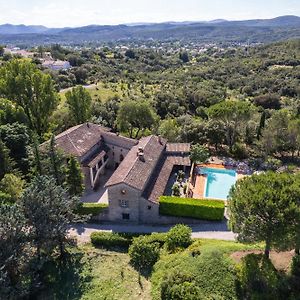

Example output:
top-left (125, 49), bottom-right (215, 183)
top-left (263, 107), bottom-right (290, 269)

top-left (65, 156), bottom-right (84, 196)
top-left (260, 110), bottom-right (299, 157)
top-left (39, 136), bottom-right (66, 185)
top-left (158, 118), bottom-right (180, 142)
top-left (0, 122), bottom-right (30, 175)
top-left (0, 59), bottom-right (59, 137)
top-left (20, 176), bottom-right (81, 259)
top-left (0, 203), bottom-right (29, 298)
top-left (116, 100), bottom-right (158, 138)
top-left (229, 172), bottom-right (300, 258)
top-left (207, 101), bottom-right (253, 151)
top-left (65, 85), bottom-right (92, 125)
top-left (0, 98), bottom-right (27, 125)
top-left (190, 144), bottom-right (210, 164)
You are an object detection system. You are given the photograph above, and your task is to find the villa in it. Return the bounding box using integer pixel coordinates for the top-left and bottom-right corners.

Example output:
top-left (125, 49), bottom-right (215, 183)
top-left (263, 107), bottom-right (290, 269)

top-left (53, 123), bottom-right (191, 223)
top-left (42, 59), bottom-right (71, 70)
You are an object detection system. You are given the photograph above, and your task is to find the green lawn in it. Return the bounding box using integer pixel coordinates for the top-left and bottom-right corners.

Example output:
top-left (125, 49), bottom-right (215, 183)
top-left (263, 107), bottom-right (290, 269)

top-left (38, 244), bottom-right (151, 300)
top-left (37, 239), bottom-right (264, 300)
top-left (190, 238), bottom-right (263, 254)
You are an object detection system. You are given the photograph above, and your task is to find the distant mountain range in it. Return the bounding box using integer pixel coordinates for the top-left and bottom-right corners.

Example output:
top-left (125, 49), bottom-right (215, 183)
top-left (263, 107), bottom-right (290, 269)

top-left (0, 15), bottom-right (299, 45)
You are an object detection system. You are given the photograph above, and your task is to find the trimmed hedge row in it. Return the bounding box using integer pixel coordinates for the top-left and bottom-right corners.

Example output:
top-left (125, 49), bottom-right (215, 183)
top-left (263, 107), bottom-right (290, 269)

top-left (91, 231), bottom-right (167, 250)
top-left (159, 196), bottom-right (225, 221)
top-left (75, 203), bottom-right (108, 216)
top-left (91, 232), bottom-right (131, 249)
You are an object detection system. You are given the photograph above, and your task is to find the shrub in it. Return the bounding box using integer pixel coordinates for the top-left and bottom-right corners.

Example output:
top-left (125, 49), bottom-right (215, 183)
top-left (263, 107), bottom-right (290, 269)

top-left (172, 183), bottom-right (180, 196)
top-left (91, 232), bottom-right (130, 249)
top-left (291, 255), bottom-right (300, 277)
top-left (253, 94), bottom-right (281, 110)
top-left (144, 232), bottom-right (167, 247)
top-left (159, 196), bottom-right (225, 221)
top-left (166, 224), bottom-right (192, 252)
top-left (75, 203), bottom-right (108, 216)
top-left (151, 250), bottom-right (237, 300)
top-left (231, 143), bottom-right (248, 159)
top-left (160, 270), bottom-right (204, 300)
top-left (263, 157), bottom-right (282, 171)
top-left (129, 236), bottom-right (160, 270)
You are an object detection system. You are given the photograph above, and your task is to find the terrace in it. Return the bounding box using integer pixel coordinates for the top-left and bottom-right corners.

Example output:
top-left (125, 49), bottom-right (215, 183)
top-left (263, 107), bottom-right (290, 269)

top-left (188, 157), bottom-right (252, 201)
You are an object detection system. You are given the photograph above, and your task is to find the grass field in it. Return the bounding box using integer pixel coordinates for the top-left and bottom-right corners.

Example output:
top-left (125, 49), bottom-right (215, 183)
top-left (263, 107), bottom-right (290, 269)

top-left (38, 244), bottom-right (151, 300)
top-left (59, 81), bottom-right (160, 106)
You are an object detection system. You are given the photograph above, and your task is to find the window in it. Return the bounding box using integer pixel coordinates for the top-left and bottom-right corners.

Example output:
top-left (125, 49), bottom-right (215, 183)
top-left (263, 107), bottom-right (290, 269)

top-left (122, 213), bottom-right (130, 220)
top-left (119, 199), bottom-right (129, 208)
top-left (148, 205), bottom-right (152, 210)
top-left (120, 154), bottom-right (124, 162)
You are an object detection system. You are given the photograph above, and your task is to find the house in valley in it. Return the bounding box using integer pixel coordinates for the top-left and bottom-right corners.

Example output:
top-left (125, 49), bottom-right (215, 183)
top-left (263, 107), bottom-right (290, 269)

top-left (52, 123), bottom-right (191, 223)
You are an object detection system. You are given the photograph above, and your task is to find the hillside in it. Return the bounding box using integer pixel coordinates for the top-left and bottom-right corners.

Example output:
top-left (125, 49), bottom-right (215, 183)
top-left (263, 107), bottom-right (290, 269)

top-left (0, 15), bottom-right (299, 45)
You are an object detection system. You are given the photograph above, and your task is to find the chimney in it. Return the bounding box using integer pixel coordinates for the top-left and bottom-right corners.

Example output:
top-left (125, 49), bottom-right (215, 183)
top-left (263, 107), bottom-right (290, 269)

top-left (137, 147), bottom-right (145, 161)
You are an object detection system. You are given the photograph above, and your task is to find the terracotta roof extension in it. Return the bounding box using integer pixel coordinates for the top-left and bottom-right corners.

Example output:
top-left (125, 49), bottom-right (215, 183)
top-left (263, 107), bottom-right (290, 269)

top-left (53, 123), bottom-right (105, 158)
top-left (143, 154), bottom-right (191, 203)
top-left (166, 143), bottom-right (191, 153)
top-left (106, 135), bottom-right (167, 190)
top-left (102, 131), bottom-right (138, 149)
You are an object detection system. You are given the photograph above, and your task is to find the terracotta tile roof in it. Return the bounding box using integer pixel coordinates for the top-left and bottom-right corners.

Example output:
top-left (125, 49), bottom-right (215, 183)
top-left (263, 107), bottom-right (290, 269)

top-left (143, 154), bottom-right (191, 203)
top-left (85, 150), bottom-right (106, 168)
top-left (54, 123), bottom-right (104, 157)
top-left (166, 143), bottom-right (191, 153)
top-left (102, 131), bottom-right (138, 149)
top-left (106, 135), bottom-right (167, 190)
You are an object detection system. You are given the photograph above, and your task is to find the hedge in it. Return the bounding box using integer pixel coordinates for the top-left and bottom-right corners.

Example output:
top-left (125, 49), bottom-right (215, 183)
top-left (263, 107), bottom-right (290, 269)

top-left (75, 203), bottom-right (108, 216)
top-left (91, 232), bottom-right (131, 249)
top-left (91, 231), bottom-right (167, 250)
top-left (159, 196), bottom-right (225, 221)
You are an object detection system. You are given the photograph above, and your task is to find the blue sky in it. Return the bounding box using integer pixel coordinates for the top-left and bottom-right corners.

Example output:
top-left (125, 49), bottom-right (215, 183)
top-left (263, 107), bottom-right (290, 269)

top-left (0, 0), bottom-right (299, 27)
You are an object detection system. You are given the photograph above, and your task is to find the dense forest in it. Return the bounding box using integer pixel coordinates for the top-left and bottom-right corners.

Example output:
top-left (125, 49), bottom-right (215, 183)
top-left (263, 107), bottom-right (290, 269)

top-left (44, 40), bottom-right (300, 162)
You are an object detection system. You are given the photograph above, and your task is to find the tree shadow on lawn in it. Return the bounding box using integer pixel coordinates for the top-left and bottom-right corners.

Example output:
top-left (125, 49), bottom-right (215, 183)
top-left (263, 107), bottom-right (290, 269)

top-left (235, 253), bottom-right (300, 300)
top-left (33, 250), bottom-right (92, 300)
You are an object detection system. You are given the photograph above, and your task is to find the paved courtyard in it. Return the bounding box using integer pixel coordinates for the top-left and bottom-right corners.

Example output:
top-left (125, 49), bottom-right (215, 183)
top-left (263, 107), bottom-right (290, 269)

top-left (80, 168), bottom-right (115, 204)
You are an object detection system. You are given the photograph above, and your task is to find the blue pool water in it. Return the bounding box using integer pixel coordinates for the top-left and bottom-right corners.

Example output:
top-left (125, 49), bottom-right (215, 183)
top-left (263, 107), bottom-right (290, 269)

top-left (202, 168), bottom-right (237, 200)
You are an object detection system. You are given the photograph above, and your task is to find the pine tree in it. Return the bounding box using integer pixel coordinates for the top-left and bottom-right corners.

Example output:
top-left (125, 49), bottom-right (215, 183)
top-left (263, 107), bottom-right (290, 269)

top-left (65, 156), bottom-right (84, 196)
top-left (20, 175), bottom-right (82, 259)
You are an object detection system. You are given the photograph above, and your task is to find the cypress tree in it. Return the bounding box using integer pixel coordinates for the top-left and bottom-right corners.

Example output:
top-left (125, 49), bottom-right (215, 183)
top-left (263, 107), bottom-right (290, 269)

top-left (65, 156), bottom-right (84, 196)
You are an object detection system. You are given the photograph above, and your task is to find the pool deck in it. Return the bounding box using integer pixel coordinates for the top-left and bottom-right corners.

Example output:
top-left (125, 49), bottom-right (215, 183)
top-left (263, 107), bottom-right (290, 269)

top-left (191, 163), bottom-right (245, 200)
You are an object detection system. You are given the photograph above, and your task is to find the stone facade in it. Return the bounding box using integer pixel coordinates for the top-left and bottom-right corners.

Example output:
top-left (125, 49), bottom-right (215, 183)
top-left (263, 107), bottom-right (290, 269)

top-left (51, 123), bottom-right (191, 224)
top-left (107, 183), bottom-right (160, 223)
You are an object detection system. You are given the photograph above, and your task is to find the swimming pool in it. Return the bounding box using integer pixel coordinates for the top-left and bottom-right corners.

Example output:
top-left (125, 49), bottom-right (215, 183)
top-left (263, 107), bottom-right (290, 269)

top-left (202, 167), bottom-right (237, 200)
